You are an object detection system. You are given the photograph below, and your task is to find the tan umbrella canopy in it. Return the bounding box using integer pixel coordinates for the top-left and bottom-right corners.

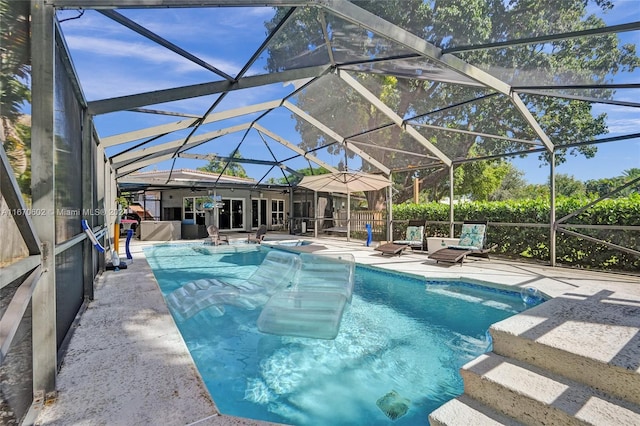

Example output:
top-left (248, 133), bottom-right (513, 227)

top-left (298, 172), bottom-right (391, 240)
top-left (298, 171), bottom-right (391, 193)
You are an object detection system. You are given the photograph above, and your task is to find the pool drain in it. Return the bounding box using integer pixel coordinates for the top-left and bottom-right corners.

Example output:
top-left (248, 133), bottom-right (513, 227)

top-left (376, 390), bottom-right (410, 420)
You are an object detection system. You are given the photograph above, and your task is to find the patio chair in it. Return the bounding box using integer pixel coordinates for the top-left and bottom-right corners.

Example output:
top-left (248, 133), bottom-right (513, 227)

top-left (428, 221), bottom-right (491, 265)
top-left (205, 225), bottom-right (229, 246)
top-left (374, 220), bottom-right (425, 256)
top-left (248, 224), bottom-right (267, 244)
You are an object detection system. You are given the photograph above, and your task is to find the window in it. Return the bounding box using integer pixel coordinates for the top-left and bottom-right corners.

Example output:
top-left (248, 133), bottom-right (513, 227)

top-left (271, 199), bottom-right (285, 228)
top-left (183, 196), bottom-right (208, 225)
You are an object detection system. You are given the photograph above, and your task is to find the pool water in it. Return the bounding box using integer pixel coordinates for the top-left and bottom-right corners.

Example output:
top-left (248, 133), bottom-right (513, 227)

top-left (145, 244), bottom-right (541, 425)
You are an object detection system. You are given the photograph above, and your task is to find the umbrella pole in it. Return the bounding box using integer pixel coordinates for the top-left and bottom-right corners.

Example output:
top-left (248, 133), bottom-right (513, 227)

top-left (314, 190), bottom-right (318, 238)
top-left (347, 190), bottom-right (350, 242)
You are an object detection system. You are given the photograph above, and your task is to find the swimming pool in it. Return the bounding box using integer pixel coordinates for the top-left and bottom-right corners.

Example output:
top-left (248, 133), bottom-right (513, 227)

top-left (145, 244), bottom-right (542, 425)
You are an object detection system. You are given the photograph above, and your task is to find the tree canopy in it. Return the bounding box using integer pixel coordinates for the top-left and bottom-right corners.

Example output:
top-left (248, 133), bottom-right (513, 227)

top-left (197, 151), bottom-right (249, 178)
top-left (264, 0), bottom-right (638, 205)
top-left (266, 166), bottom-right (333, 186)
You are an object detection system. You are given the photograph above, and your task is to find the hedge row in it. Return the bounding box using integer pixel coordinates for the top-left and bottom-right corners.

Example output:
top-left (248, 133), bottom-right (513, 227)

top-left (388, 195), bottom-right (640, 272)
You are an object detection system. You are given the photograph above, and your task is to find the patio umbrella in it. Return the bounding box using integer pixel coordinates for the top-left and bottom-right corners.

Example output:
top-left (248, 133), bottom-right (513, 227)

top-left (297, 172), bottom-right (391, 240)
top-left (297, 171), bottom-right (391, 193)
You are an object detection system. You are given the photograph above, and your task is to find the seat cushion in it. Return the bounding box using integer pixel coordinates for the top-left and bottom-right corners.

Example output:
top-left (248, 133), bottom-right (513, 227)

top-left (405, 226), bottom-right (424, 242)
top-left (458, 224), bottom-right (485, 248)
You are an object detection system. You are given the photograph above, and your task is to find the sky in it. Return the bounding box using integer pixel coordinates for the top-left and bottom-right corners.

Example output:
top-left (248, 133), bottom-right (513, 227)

top-left (54, 1), bottom-right (640, 185)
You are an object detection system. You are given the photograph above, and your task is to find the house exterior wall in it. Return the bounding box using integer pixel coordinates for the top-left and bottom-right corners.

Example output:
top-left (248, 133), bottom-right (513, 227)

top-left (154, 187), bottom-right (289, 232)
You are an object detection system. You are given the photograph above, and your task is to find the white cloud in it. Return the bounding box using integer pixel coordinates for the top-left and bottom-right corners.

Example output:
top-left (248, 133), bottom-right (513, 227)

top-left (120, 7), bottom-right (275, 43)
top-left (64, 34), bottom-right (241, 76)
top-left (606, 117), bottom-right (640, 134)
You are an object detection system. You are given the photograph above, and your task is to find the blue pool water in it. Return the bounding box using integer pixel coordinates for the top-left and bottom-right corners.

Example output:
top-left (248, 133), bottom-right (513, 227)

top-left (145, 243), bottom-right (542, 425)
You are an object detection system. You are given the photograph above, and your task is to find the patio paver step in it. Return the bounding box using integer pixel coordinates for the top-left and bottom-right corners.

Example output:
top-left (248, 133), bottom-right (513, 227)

top-left (461, 352), bottom-right (640, 426)
top-left (489, 287), bottom-right (640, 407)
top-left (429, 394), bottom-right (523, 426)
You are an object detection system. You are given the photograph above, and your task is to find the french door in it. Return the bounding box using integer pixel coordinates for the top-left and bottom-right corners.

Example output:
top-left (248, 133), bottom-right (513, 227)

top-left (251, 199), bottom-right (267, 229)
top-left (218, 198), bottom-right (244, 230)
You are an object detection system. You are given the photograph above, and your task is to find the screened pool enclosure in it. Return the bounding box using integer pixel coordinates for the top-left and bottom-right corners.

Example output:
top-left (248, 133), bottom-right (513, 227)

top-left (1, 0), bottom-right (639, 422)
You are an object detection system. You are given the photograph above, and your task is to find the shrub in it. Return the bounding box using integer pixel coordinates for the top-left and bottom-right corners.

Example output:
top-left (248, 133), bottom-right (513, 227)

top-left (391, 195), bottom-right (639, 271)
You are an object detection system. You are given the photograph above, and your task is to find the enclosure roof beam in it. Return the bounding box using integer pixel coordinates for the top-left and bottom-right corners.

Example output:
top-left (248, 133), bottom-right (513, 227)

top-left (49, 0), bottom-right (315, 8)
top-left (515, 90), bottom-right (640, 109)
top-left (98, 10), bottom-right (235, 81)
top-left (338, 70), bottom-right (452, 167)
top-left (347, 139), bottom-right (441, 161)
top-left (178, 153), bottom-right (304, 176)
top-left (127, 108), bottom-right (203, 118)
top-left (282, 101), bottom-right (391, 174)
top-left (110, 123), bottom-right (252, 168)
top-left (117, 154), bottom-right (175, 177)
top-left (409, 122), bottom-right (542, 146)
top-left (344, 142), bottom-right (390, 175)
top-left (443, 20), bottom-right (640, 54)
top-left (252, 123), bottom-right (340, 173)
top-left (511, 93), bottom-right (554, 152)
top-left (88, 65), bottom-right (329, 115)
top-left (320, 0), bottom-right (512, 95)
top-left (117, 143), bottom-right (306, 177)
top-left (101, 100), bottom-right (281, 147)
top-left (322, 0), bottom-right (555, 153)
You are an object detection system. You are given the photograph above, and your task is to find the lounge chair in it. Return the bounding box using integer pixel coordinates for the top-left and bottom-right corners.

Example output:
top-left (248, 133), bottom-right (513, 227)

top-left (205, 225), bottom-right (229, 245)
top-left (296, 252), bottom-right (355, 300)
top-left (428, 221), bottom-right (491, 265)
top-left (248, 224), bottom-right (267, 244)
top-left (165, 250), bottom-right (301, 321)
top-left (374, 220), bottom-right (425, 256)
top-left (257, 253), bottom-right (355, 339)
top-left (374, 243), bottom-right (410, 256)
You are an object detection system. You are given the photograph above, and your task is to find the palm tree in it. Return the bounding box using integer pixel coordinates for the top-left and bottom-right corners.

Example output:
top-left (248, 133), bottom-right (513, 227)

top-left (1, 0), bottom-right (31, 196)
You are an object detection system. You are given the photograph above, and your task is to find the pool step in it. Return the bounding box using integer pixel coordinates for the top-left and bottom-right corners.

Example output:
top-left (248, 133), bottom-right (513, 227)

top-left (428, 394), bottom-right (523, 426)
top-left (489, 288), bottom-right (640, 407)
top-left (430, 288), bottom-right (640, 426)
top-left (460, 352), bottom-right (640, 426)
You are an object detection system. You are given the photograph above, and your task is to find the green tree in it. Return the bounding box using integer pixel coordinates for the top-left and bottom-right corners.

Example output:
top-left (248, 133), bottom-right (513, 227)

top-left (454, 160), bottom-right (512, 201)
top-left (585, 168), bottom-right (640, 198)
top-left (197, 151), bottom-right (248, 178)
top-left (267, 166), bottom-right (332, 186)
top-left (264, 0), bottom-right (638, 206)
top-left (553, 173), bottom-right (586, 198)
top-left (489, 164), bottom-right (529, 201)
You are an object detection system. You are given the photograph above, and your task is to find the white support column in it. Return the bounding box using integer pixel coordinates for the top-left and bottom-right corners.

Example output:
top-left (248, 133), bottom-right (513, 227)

top-left (30, 0), bottom-right (57, 399)
top-left (82, 112), bottom-right (95, 301)
top-left (449, 165), bottom-right (455, 237)
top-left (387, 174), bottom-right (393, 242)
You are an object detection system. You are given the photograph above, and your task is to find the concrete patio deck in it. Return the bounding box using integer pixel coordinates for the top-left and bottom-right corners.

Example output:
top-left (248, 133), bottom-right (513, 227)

top-left (33, 234), bottom-right (639, 425)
